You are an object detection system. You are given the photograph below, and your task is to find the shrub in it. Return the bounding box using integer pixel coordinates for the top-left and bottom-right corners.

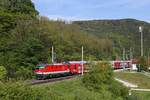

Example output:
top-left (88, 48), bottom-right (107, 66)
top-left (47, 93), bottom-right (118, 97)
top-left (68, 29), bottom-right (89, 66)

top-left (82, 61), bottom-right (129, 100)
top-left (0, 66), bottom-right (7, 80)
top-left (139, 56), bottom-right (148, 71)
top-left (0, 81), bottom-right (63, 100)
top-left (109, 80), bottom-right (129, 99)
top-left (14, 67), bottom-right (33, 80)
top-left (82, 61), bottom-right (113, 91)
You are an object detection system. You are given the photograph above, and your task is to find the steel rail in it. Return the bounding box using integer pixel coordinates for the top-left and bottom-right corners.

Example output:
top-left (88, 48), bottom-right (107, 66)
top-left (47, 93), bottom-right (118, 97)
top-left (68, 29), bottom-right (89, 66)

top-left (31, 75), bottom-right (79, 85)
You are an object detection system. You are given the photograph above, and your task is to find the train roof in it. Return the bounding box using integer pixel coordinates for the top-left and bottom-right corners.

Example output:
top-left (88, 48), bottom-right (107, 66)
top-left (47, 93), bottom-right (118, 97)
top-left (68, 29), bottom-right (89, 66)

top-left (36, 61), bottom-right (86, 67)
top-left (68, 61), bottom-right (86, 64)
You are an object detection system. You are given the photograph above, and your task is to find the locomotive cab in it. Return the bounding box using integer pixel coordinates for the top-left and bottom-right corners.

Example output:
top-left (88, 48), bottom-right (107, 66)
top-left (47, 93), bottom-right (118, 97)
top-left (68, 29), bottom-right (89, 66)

top-left (35, 64), bottom-right (46, 79)
top-left (36, 65), bottom-right (45, 70)
top-left (35, 64), bottom-right (45, 72)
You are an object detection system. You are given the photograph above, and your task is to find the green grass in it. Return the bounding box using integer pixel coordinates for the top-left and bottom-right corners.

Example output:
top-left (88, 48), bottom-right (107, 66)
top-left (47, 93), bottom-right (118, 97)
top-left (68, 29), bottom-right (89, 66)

top-left (128, 91), bottom-right (150, 100)
top-left (114, 72), bottom-right (150, 89)
top-left (32, 77), bottom-right (126, 100)
top-left (32, 78), bottom-right (105, 100)
top-left (32, 72), bottom-right (150, 100)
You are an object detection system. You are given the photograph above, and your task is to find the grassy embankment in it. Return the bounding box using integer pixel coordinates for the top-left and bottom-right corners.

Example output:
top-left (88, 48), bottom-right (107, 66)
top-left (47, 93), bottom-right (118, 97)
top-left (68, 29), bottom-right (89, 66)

top-left (130, 91), bottom-right (150, 100)
top-left (114, 72), bottom-right (150, 89)
top-left (32, 77), bottom-right (108, 100)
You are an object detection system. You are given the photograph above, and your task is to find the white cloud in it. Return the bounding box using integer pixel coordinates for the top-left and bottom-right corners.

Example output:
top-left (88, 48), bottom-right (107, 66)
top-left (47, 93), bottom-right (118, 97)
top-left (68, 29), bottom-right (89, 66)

top-left (46, 15), bottom-right (92, 21)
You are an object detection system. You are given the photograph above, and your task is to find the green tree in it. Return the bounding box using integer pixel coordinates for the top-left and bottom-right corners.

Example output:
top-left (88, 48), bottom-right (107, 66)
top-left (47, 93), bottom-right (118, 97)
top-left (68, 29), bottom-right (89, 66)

top-left (82, 61), bottom-right (113, 91)
top-left (0, 0), bottom-right (38, 15)
top-left (82, 62), bottom-right (129, 99)
top-left (139, 56), bottom-right (148, 71)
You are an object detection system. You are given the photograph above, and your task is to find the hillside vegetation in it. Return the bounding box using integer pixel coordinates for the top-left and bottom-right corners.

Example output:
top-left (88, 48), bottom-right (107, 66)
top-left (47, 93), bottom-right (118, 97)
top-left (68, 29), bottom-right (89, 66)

top-left (74, 19), bottom-right (150, 58)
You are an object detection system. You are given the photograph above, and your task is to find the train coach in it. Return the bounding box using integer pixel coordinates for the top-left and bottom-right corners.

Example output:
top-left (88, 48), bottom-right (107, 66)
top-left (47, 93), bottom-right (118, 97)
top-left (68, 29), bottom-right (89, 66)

top-left (110, 60), bottom-right (132, 69)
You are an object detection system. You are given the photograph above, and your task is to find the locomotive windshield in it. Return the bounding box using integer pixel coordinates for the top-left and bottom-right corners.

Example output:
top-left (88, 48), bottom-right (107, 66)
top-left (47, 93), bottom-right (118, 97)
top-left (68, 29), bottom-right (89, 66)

top-left (36, 64), bottom-right (45, 70)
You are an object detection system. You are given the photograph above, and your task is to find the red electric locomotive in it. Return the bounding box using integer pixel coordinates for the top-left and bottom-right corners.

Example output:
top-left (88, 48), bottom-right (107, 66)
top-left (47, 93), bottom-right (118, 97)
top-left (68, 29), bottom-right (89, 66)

top-left (34, 61), bottom-right (84, 79)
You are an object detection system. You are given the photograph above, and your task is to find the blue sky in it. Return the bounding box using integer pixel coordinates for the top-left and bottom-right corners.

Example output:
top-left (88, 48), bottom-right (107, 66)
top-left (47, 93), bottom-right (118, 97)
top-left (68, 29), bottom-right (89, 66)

top-left (32, 0), bottom-right (150, 22)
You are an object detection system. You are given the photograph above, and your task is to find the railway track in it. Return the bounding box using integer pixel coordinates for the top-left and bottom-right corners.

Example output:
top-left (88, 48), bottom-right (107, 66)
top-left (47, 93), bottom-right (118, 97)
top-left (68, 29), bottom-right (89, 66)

top-left (31, 75), bottom-right (79, 85)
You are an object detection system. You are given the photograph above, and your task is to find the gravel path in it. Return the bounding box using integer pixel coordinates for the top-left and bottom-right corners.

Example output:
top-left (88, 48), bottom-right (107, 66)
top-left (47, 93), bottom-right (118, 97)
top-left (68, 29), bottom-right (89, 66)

top-left (115, 78), bottom-right (138, 88)
top-left (142, 71), bottom-right (150, 78)
top-left (131, 88), bottom-right (150, 91)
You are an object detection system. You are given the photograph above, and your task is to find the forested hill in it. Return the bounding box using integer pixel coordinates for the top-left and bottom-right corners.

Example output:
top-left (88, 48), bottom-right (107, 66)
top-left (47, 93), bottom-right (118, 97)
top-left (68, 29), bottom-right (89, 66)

top-left (74, 19), bottom-right (150, 57)
top-left (74, 19), bottom-right (150, 36)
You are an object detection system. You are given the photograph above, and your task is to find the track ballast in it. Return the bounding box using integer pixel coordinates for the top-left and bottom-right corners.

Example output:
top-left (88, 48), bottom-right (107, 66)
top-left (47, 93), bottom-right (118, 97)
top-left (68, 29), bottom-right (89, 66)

top-left (31, 75), bottom-right (79, 85)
